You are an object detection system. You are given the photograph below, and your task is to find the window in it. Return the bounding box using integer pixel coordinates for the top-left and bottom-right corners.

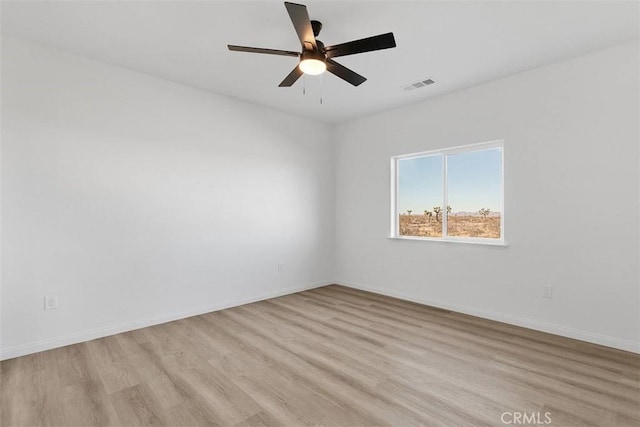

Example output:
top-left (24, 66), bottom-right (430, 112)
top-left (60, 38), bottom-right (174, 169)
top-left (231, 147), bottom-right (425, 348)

top-left (391, 140), bottom-right (504, 245)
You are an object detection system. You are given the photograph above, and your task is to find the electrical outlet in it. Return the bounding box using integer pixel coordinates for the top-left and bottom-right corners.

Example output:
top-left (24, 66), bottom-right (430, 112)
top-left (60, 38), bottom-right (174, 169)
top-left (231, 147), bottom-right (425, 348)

top-left (543, 286), bottom-right (553, 299)
top-left (277, 264), bottom-right (285, 273)
top-left (44, 296), bottom-right (58, 310)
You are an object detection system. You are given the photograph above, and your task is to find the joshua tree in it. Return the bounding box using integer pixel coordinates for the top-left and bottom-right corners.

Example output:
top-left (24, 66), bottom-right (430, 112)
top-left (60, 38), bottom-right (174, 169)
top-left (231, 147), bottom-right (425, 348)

top-left (447, 205), bottom-right (452, 214)
top-left (424, 210), bottom-right (433, 222)
top-left (479, 208), bottom-right (491, 220)
top-left (407, 210), bottom-right (412, 216)
top-left (433, 206), bottom-right (442, 222)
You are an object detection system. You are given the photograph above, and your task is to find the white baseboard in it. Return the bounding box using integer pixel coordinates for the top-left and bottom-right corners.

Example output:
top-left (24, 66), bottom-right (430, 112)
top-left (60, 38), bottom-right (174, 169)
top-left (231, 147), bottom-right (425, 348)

top-left (0, 280), bottom-right (331, 360)
top-left (4, 279), bottom-right (637, 359)
top-left (336, 280), bottom-right (640, 354)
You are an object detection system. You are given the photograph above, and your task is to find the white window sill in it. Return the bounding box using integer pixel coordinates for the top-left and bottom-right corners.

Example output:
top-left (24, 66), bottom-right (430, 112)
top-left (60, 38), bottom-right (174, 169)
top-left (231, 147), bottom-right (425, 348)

top-left (388, 235), bottom-right (508, 247)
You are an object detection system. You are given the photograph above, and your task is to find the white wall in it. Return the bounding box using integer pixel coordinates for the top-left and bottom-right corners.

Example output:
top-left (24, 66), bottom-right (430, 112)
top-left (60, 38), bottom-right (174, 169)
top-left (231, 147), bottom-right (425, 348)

top-left (334, 41), bottom-right (640, 352)
top-left (2, 36), bottom-right (638, 359)
top-left (0, 37), bottom-right (335, 359)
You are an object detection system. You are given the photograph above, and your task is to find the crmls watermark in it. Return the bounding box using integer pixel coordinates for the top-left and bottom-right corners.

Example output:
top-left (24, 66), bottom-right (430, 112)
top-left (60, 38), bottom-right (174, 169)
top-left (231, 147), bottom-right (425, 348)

top-left (500, 412), bottom-right (552, 425)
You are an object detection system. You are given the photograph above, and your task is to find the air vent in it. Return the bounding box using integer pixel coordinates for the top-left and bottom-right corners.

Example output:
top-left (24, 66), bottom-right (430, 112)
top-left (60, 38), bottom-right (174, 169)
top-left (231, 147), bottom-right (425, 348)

top-left (403, 78), bottom-right (436, 91)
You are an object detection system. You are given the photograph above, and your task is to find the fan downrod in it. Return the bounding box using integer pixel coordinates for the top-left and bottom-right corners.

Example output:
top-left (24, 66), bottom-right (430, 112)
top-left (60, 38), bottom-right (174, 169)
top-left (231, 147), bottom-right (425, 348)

top-left (311, 20), bottom-right (322, 37)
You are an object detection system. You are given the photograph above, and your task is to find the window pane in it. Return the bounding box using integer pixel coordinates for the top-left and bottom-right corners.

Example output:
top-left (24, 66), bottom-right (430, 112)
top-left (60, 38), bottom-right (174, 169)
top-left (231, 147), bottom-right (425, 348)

top-left (397, 155), bottom-right (443, 237)
top-left (446, 148), bottom-right (502, 238)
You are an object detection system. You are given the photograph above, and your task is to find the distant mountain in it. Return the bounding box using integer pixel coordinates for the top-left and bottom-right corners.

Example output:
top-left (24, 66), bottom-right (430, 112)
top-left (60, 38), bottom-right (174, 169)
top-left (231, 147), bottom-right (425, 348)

top-left (401, 211), bottom-right (501, 217)
top-left (451, 211), bottom-right (500, 217)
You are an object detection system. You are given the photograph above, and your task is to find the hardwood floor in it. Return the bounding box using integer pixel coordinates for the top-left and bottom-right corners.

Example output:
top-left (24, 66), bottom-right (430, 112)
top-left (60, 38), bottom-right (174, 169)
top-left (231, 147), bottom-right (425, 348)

top-left (1, 285), bottom-right (639, 426)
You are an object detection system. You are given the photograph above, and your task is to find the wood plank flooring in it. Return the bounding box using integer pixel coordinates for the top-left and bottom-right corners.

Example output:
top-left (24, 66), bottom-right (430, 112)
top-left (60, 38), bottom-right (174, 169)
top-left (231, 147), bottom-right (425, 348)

top-left (1, 285), bottom-right (639, 426)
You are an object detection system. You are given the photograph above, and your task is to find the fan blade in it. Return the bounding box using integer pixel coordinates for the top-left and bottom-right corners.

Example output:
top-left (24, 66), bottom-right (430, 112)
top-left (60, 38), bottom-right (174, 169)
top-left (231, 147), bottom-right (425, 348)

top-left (285, 2), bottom-right (317, 50)
top-left (279, 66), bottom-right (304, 87)
top-left (228, 45), bottom-right (300, 57)
top-left (324, 32), bottom-right (396, 58)
top-left (326, 58), bottom-right (366, 86)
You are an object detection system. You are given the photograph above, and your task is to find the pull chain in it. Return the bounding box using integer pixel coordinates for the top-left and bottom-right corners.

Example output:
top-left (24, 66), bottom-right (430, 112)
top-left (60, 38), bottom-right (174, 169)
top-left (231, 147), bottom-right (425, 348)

top-left (303, 74), bottom-right (306, 95)
top-left (320, 73), bottom-right (323, 105)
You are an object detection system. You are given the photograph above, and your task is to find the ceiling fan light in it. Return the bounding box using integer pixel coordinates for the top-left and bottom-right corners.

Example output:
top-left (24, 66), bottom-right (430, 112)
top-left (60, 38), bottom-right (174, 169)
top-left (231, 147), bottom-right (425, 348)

top-left (299, 58), bottom-right (326, 75)
top-left (299, 50), bottom-right (326, 75)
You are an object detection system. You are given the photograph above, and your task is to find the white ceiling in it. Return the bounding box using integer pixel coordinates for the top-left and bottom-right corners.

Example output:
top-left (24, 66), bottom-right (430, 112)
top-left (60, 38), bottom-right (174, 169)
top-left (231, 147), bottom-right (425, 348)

top-left (2, 1), bottom-right (638, 124)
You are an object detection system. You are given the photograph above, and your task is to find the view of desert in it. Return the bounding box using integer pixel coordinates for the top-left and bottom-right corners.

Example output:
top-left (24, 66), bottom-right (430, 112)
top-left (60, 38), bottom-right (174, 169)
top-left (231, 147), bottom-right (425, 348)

top-left (399, 209), bottom-right (500, 238)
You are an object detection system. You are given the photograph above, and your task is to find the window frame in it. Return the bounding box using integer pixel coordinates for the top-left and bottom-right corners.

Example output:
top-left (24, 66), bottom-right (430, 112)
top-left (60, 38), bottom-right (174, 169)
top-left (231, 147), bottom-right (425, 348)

top-left (390, 140), bottom-right (505, 246)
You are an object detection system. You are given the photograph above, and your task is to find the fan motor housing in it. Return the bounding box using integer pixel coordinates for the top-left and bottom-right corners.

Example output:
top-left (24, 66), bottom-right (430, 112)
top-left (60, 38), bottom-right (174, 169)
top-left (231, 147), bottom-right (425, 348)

top-left (300, 49), bottom-right (326, 63)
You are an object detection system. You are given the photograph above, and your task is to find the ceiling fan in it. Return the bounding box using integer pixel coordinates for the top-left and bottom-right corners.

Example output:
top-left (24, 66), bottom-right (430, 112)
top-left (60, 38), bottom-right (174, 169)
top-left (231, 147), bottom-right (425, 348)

top-left (227, 2), bottom-right (396, 87)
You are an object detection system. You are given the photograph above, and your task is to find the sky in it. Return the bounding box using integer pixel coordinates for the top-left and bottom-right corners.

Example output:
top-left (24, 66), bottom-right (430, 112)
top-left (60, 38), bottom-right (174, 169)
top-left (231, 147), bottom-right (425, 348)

top-left (398, 148), bottom-right (502, 214)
